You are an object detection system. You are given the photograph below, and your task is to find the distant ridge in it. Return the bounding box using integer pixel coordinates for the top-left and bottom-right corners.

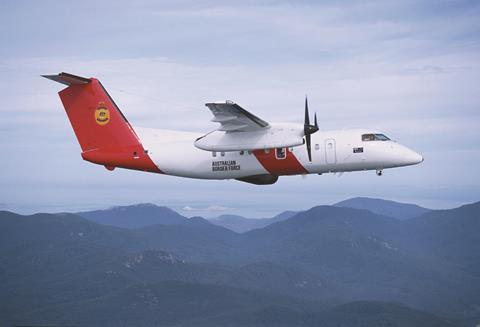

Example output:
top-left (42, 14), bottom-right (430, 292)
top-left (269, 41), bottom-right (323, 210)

top-left (76, 203), bottom-right (189, 229)
top-left (74, 197), bottom-right (436, 232)
top-left (76, 203), bottom-right (298, 232)
top-left (209, 211), bottom-right (297, 233)
top-left (334, 197), bottom-right (431, 220)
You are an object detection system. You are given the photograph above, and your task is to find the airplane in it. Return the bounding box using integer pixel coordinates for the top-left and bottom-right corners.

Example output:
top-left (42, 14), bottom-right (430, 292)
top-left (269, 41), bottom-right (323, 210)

top-left (43, 72), bottom-right (423, 185)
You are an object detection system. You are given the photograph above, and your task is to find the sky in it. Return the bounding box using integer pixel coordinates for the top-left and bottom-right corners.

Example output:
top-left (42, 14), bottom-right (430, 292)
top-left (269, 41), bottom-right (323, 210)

top-left (0, 0), bottom-right (479, 217)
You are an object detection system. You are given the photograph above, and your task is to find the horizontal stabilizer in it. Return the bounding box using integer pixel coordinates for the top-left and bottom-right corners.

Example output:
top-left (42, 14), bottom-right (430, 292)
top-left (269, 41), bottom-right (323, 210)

top-left (42, 72), bottom-right (91, 86)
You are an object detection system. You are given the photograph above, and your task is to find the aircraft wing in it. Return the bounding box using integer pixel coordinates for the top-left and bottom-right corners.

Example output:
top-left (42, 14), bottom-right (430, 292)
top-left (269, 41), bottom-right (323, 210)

top-left (205, 101), bottom-right (269, 132)
top-left (195, 101), bottom-right (304, 152)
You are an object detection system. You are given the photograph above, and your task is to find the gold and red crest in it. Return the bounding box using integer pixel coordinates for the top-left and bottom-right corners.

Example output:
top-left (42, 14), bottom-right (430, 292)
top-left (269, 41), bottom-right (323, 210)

top-left (95, 102), bottom-right (110, 126)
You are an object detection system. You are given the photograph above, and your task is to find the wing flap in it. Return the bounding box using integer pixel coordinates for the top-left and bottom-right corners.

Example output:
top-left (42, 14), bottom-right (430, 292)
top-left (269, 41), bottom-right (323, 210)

top-left (211, 116), bottom-right (238, 123)
top-left (218, 124), bottom-right (249, 132)
top-left (205, 101), bottom-right (269, 132)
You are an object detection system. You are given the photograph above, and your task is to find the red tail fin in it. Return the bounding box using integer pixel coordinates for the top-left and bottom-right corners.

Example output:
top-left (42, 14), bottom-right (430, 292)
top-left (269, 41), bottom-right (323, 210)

top-left (43, 72), bottom-right (161, 173)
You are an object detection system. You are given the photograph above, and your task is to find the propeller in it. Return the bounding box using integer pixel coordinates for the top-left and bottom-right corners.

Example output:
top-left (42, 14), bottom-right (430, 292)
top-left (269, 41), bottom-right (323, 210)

top-left (303, 97), bottom-right (319, 162)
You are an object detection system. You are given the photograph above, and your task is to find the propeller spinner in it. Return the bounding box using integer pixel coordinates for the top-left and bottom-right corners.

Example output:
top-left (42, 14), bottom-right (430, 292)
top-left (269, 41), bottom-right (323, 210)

top-left (304, 97), bottom-right (319, 162)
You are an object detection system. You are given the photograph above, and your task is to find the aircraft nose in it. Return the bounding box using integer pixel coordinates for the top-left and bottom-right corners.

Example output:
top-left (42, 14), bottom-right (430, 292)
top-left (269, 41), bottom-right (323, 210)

top-left (406, 148), bottom-right (424, 165)
top-left (390, 143), bottom-right (424, 167)
top-left (384, 144), bottom-right (424, 168)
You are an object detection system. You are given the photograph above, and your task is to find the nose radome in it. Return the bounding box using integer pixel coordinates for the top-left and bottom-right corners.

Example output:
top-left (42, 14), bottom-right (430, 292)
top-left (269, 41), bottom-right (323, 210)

top-left (387, 144), bottom-right (423, 167)
top-left (394, 143), bottom-right (423, 166)
top-left (408, 149), bottom-right (423, 165)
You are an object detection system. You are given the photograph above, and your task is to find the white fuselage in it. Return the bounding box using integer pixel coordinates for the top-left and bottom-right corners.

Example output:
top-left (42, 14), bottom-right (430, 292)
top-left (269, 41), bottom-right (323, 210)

top-left (136, 126), bottom-right (423, 180)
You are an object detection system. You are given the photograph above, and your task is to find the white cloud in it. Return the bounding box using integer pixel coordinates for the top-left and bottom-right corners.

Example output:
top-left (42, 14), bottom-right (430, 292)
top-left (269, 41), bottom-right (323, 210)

top-left (180, 205), bottom-right (232, 218)
top-left (182, 205), bottom-right (230, 212)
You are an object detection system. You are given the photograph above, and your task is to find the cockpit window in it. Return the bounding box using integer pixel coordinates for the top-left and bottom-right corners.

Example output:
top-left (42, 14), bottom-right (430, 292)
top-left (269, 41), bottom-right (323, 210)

top-left (374, 134), bottom-right (390, 141)
top-left (362, 133), bottom-right (390, 141)
top-left (362, 134), bottom-right (375, 141)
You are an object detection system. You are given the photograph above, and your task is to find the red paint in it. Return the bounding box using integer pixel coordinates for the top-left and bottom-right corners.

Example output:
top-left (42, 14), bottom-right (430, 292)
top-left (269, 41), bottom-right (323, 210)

top-left (253, 149), bottom-right (308, 176)
top-left (58, 78), bottom-right (162, 173)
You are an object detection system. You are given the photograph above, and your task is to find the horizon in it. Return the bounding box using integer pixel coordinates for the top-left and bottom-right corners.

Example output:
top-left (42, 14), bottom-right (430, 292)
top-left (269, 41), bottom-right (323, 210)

top-left (3, 196), bottom-right (477, 219)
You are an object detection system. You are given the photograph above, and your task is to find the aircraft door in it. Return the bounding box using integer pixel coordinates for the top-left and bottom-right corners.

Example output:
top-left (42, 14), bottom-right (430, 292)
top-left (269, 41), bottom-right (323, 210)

top-left (275, 147), bottom-right (286, 160)
top-left (325, 139), bottom-right (337, 164)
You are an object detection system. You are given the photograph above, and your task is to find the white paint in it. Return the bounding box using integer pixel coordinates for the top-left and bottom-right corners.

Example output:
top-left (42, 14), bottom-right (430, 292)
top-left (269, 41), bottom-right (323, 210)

top-left (136, 125), bottom-right (423, 181)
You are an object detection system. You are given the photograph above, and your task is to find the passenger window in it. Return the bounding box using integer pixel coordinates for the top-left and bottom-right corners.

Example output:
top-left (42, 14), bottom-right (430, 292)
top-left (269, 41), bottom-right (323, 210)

top-left (212, 151), bottom-right (217, 157)
top-left (275, 148), bottom-right (286, 160)
top-left (221, 152), bottom-right (225, 157)
top-left (315, 144), bottom-right (319, 151)
top-left (240, 150), bottom-right (244, 155)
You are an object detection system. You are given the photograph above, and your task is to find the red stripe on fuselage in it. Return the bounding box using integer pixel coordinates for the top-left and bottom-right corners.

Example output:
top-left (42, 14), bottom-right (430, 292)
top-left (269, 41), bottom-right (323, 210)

top-left (81, 148), bottom-right (162, 173)
top-left (253, 149), bottom-right (308, 176)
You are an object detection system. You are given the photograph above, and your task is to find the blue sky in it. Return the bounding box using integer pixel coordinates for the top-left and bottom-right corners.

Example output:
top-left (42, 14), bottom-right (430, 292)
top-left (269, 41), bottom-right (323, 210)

top-left (1, 0), bottom-right (479, 217)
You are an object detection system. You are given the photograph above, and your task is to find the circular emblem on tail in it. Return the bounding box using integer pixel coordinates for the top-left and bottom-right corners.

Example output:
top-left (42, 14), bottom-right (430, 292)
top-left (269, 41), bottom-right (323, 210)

top-left (95, 102), bottom-right (110, 126)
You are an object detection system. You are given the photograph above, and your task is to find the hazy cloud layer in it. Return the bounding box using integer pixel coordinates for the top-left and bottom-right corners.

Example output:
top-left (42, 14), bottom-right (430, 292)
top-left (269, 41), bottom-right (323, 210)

top-left (1, 1), bottom-right (479, 216)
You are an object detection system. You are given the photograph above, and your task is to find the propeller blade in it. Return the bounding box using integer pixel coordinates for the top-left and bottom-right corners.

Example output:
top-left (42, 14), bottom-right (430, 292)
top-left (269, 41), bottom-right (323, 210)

top-left (304, 97), bottom-right (310, 126)
top-left (303, 96), bottom-right (317, 162)
top-left (306, 133), bottom-right (312, 162)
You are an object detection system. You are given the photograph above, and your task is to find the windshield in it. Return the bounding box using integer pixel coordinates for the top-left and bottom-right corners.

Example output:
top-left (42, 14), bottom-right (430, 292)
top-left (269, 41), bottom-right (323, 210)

top-left (375, 134), bottom-right (390, 141)
top-left (362, 133), bottom-right (390, 141)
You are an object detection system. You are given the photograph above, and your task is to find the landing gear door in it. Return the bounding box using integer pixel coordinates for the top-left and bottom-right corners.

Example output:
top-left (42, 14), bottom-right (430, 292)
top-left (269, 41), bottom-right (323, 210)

top-left (325, 139), bottom-right (337, 164)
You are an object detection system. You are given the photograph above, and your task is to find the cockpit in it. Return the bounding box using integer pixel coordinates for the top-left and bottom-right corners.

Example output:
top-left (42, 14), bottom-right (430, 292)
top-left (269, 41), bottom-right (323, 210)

top-left (361, 133), bottom-right (391, 141)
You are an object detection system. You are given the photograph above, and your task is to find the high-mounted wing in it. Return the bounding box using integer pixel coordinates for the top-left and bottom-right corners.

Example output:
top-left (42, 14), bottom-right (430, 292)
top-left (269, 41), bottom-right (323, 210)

top-left (205, 101), bottom-right (269, 132)
top-left (195, 101), bottom-right (304, 152)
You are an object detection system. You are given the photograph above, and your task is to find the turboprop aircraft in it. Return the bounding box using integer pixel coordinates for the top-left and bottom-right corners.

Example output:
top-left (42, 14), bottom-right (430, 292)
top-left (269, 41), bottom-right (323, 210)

top-left (43, 72), bottom-right (423, 185)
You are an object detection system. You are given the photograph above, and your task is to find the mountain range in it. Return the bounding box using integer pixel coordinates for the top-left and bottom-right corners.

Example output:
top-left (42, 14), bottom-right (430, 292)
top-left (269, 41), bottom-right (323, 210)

top-left (334, 197), bottom-right (431, 220)
top-left (77, 203), bottom-right (189, 228)
top-left (1, 198), bottom-right (479, 326)
top-left (75, 197), bottom-right (431, 232)
top-left (207, 210), bottom-right (297, 233)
